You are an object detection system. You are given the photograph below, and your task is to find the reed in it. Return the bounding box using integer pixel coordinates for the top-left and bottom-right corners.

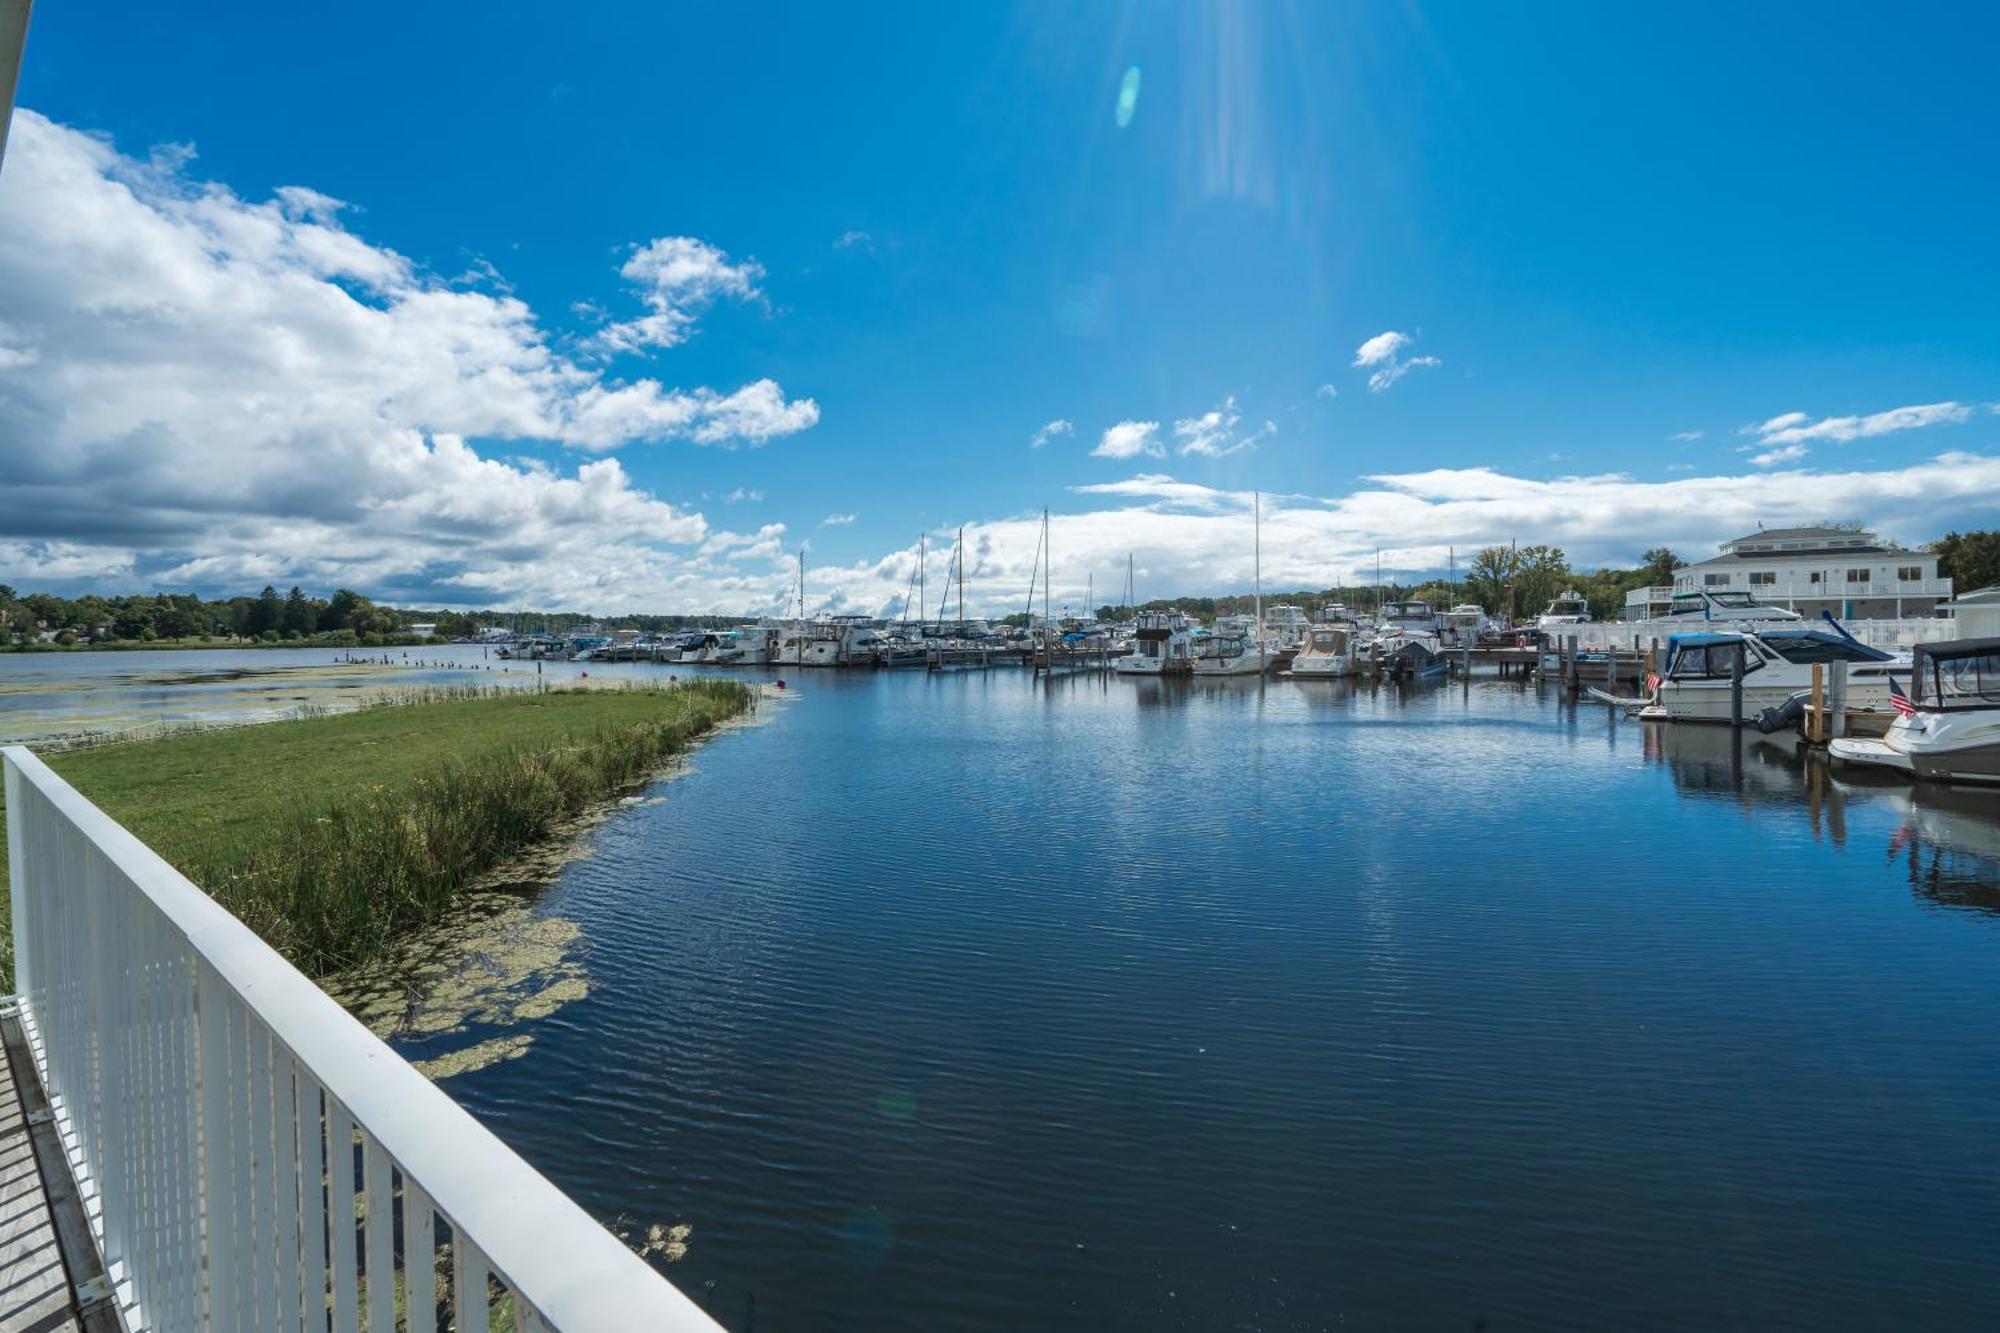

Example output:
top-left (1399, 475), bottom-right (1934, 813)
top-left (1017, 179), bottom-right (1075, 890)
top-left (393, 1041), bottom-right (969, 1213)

top-left (0, 679), bottom-right (753, 985)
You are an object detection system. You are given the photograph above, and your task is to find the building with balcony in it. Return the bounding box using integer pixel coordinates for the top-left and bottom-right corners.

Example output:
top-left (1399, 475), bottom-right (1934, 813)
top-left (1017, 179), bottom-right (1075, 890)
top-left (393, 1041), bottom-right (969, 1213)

top-left (1674, 525), bottom-right (1951, 620)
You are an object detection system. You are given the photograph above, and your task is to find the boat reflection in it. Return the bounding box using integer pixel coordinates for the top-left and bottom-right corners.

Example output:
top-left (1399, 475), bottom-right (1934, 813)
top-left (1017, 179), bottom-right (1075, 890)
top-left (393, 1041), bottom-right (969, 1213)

top-left (1888, 786), bottom-right (2000, 917)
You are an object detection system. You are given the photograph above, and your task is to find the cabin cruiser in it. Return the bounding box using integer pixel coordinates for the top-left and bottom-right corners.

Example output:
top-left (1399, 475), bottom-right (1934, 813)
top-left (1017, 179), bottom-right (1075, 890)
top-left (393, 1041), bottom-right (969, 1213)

top-left (1289, 624), bottom-right (1357, 677)
top-left (711, 624), bottom-right (777, 666)
top-left (1192, 631), bottom-right (1270, 676)
top-left (1380, 600), bottom-right (1442, 638)
top-left (1382, 636), bottom-right (1449, 682)
top-left (1261, 604), bottom-right (1310, 650)
top-left (1438, 604), bottom-right (1490, 648)
top-left (1114, 610), bottom-right (1194, 675)
top-left (1536, 590), bottom-right (1593, 629)
top-left (1641, 628), bottom-right (1910, 724)
top-left (1655, 590), bottom-right (1802, 623)
top-left (1830, 637), bottom-right (2000, 784)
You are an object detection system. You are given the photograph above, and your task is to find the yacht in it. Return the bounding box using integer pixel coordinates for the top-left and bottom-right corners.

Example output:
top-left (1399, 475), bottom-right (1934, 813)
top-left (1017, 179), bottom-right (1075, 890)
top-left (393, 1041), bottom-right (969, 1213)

top-left (1642, 628), bottom-right (1910, 724)
top-left (1830, 637), bottom-right (2000, 783)
top-left (1261, 604), bottom-right (1310, 649)
top-left (1289, 624), bottom-right (1357, 677)
top-left (713, 624), bottom-right (778, 666)
top-left (1656, 590), bottom-right (1803, 623)
top-left (1192, 631), bottom-right (1269, 676)
top-left (1380, 600), bottom-right (1442, 637)
top-left (1536, 589), bottom-right (1594, 629)
top-left (1438, 604), bottom-right (1490, 647)
top-left (1114, 610), bottom-right (1194, 675)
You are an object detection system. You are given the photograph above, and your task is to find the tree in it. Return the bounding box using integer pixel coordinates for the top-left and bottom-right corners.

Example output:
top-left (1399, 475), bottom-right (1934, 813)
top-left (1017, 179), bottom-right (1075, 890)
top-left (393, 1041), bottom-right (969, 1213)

top-left (1640, 547), bottom-right (1685, 586)
top-left (1465, 545), bottom-right (1520, 617)
top-left (248, 585), bottom-right (284, 637)
top-left (1513, 545), bottom-right (1571, 622)
top-left (281, 586), bottom-right (319, 638)
top-left (1933, 530), bottom-right (2000, 594)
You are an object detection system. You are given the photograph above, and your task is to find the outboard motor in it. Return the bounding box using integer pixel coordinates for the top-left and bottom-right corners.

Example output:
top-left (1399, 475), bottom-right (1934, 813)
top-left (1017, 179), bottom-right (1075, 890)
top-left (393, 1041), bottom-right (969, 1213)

top-left (1753, 689), bottom-right (1810, 735)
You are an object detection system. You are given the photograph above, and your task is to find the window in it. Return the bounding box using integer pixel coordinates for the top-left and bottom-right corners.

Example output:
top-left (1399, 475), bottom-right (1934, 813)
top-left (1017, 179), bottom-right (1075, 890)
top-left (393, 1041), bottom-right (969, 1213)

top-left (1809, 572), bottom-right (1823, 584)
top-left (1748, 572), bottom-right (1775, 586)
top-left (1704, 573), bottom-right (1730, 586)
top-left (1668, 642), bottom-right (1764, 680)
top-left (1897, 565), bottom-right (1923, 582)
top-left (1847, 568), bottom-right (1871, 583)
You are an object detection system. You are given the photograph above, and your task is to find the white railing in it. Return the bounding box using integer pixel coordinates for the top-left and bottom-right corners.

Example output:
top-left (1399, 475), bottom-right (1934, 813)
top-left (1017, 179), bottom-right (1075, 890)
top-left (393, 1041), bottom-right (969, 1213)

top-left (3, 746), bottom-right (722, 1333)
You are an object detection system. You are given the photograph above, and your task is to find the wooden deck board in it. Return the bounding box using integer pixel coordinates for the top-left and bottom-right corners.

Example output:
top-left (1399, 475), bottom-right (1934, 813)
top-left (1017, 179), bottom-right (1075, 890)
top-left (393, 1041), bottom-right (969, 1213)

top-left (0, 1031), bottom-right (75, 1333)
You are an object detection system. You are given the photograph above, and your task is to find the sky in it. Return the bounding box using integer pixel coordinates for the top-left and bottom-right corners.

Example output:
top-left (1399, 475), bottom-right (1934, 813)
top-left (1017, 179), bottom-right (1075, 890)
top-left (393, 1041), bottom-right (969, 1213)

top-left (2, 1), bottom-right (1997, 617)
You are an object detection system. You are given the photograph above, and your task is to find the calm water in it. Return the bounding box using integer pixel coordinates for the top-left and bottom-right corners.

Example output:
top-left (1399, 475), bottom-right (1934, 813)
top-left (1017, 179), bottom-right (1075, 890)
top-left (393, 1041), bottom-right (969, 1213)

top-left (375, 668), bottom-right (1998, 1332)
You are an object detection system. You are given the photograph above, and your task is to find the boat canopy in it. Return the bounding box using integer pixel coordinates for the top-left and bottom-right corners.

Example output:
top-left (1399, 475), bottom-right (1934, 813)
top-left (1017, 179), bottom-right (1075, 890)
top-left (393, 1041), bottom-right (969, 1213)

top-left (1752, 629), bottom-right (1894, 663)
top-left (1912, 637), bottom-right (2000, 708)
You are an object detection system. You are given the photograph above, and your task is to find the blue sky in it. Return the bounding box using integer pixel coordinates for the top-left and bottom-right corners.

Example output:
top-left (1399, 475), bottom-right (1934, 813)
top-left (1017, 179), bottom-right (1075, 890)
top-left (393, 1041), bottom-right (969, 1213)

top-left (3, 2), bottom-right (1996, 613)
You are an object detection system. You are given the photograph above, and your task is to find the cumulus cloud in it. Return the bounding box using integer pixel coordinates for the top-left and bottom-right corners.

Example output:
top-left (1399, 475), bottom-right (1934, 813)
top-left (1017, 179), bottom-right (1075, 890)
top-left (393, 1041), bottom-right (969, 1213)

top-left (1748, 401), bottom-right (1973, 447)
top-left (833, 229), bottom-right (873, 251)
top-left (725, 487), bottom-right (763, 503)
top-left (1029, 418), bottom-right (1073, 449)
top-left (1353, 330), bottom-right (1441, 392)
top-left (1173, 396), bottom-right (1275, 457)
top-left (1093, 420), bottom-right (1164, 459)
top-left (587, 236), bottom-right (766, 354)
top-left (0, 109), bottom-right (821, 608)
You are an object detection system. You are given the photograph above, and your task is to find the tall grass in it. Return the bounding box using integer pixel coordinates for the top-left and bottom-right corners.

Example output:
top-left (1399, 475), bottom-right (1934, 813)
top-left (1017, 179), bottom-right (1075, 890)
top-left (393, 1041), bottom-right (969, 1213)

top-left (176, 679), bottom-right (750, 977)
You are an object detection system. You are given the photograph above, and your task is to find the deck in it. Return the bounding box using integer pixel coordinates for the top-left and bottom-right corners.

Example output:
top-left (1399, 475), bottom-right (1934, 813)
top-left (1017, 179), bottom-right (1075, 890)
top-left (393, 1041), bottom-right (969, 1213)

top-left (0, 1011), bottom-right (104, 1333)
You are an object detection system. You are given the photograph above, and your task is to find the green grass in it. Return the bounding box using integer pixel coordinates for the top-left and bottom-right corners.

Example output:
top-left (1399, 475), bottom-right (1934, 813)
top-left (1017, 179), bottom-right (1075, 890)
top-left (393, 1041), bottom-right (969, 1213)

top-left (0, 680), bottom-right (752, 988)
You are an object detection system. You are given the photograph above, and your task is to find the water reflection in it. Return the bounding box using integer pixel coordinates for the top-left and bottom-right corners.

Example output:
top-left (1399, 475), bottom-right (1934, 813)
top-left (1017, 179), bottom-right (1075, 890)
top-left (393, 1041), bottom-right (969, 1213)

top-left (1889, 786), bottom-right (2000, 916)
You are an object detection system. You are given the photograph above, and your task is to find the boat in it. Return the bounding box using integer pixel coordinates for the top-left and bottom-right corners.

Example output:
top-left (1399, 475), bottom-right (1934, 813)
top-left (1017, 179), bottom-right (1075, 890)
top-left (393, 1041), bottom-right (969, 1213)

top-left (1192, 631), bottom-right (1269, 676)
top-left (1289, 624), bottom-right (1357, 677)
top-left (1654, 589), bottom-right (1803, 624)
top-left (1261, 604), bottom-right (1310, 650)
top-left (1438, 604), bottom-right (1490, 648)
top-left (1829, 637), bottom-right (2000, 783)
top-left (1536, 589), bottom-right (1594, 629)
top-left (1114, 610), bottom-right (1194, 675)
top-left (1379, 600), bottom-right (1442, 638)
top-left (1641, 628), bottom-right (1911, 724)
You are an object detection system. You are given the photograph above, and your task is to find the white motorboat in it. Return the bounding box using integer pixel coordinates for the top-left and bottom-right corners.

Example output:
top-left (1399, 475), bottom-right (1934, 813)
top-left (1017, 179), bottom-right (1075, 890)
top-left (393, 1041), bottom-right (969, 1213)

top-left (1654, 590), bottom-right (1803, 624)
top-left (1643, 628), bottom-right (1911, 724)
top-left (1289, 624), bottom-right (1357, 677)
top-left (1114, 610), bottom-right (1194, 674)
top-left (1261, 604), bottom-right (1310, 650)
top-left (1192, 632), bottom-right (1270, 676)
top-left (1438, 604), bottom-right (1490, 647)
top-left (1831, 637), bottom-right (2000, 784)
top-left (1380, 600), bottom-right (1442, 638)
top-left (1536, 589), bottom-right (1594, 629)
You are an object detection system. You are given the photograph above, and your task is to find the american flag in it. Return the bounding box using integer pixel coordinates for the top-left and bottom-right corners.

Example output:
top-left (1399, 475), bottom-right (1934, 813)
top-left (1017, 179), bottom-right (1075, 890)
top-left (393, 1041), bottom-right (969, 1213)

top-left (1889, 676), bottom-right (1917, 717)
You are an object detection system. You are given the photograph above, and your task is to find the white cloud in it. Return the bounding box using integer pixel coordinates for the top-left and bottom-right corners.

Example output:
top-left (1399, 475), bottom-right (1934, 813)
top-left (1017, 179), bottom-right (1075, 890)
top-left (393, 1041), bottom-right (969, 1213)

top-left (1092, 420), bottom-right (1163, 459)
top-left (1353, 330), bottom-right (1441, 392)
top-left (1029, 418), bottom-right (1073, 449)
top-left (1671, 429), bottom-right (1703, 442)
top-left (1749, 443), bottom-right (1810, 467)
top-left (1316, 384), bottom-right (1339, 400)
top-left (725, 487), bottom-right (763, 503)
top-left (0, 109), bottom-right (823, 610)
top-left (1172, 396), bottom-right (1275, 457)
top-left (834, 229), bottom-right (873, 251)
top-left (820, 513), bottom-right (856, 526)
top-left (588, 236), bottom-right (765, 354)
top-left (1748, 401), bottom-right (1973, 447)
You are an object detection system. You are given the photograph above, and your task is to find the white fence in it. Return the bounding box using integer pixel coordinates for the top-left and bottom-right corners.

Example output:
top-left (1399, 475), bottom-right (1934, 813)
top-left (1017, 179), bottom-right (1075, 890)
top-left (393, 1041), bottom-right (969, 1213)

top-left (2, 746), bottom-right (721, 1333)
top-left (1566, 617), bottom-right (1957, 651)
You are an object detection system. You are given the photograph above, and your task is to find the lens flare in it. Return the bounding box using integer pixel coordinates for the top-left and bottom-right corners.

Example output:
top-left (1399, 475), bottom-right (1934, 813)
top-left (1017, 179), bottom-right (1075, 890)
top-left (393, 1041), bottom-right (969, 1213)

top-left (1115, 66), bottom-right (1141, 128)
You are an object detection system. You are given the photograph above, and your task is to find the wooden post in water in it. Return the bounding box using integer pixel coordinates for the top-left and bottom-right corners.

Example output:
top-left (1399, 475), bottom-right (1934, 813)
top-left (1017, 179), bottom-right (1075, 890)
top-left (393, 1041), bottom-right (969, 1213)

top-left (1827, 660), bottom-right (1849, 740)
top-left (1730, 640), bottom-right (1745, 728)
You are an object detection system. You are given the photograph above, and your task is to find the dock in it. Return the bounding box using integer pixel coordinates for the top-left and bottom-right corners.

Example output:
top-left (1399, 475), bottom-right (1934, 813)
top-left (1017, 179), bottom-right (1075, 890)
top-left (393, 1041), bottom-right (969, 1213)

top-left (0, 1008), bottom-right (106, 1333)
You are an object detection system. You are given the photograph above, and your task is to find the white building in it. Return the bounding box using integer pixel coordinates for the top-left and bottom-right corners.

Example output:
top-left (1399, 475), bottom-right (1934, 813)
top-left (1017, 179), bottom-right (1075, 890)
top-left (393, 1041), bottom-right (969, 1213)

top-left (1675, 525), bottom-right (1951, 620)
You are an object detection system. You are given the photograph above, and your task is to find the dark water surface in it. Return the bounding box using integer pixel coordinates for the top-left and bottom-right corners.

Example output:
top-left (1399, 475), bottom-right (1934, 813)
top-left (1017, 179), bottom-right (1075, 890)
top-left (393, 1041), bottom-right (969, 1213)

top-left (401, 669), bottom-right (1991, 1329)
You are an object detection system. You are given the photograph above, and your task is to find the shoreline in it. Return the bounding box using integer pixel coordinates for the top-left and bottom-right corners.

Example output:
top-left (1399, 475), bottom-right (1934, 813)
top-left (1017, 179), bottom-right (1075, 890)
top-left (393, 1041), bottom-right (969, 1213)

top-left (0, 679), bottom-right (757, 988)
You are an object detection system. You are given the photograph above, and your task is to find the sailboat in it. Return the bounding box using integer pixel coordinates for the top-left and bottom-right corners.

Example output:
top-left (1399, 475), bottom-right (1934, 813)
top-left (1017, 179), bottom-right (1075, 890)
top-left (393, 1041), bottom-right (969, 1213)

top-left (1193, 493), bottom-right (1271, 677)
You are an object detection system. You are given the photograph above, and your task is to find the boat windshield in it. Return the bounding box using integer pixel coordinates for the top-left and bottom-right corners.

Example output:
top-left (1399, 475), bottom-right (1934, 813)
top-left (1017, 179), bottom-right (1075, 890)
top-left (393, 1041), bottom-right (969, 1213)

top-left (1308, 631), bottom-right (1348, 651)
top-left (1667, 642), bottom-right (1765, 679)
top-left (1922, 647), bottom-right (2000, 705)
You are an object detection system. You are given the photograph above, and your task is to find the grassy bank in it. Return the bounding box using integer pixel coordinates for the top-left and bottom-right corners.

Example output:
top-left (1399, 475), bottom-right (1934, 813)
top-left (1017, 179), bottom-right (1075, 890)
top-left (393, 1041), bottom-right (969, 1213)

top-left (0, 680), bottom-right (752, 988)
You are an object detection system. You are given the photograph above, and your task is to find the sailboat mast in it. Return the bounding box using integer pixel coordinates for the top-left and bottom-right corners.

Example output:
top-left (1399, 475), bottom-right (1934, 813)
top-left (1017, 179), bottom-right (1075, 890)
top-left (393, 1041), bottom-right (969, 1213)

top-left (918, 533), bottom-right (926, 624)
top-left (957, 525), bottom-right (966, 630)
top-left (1254, 491), bottom-right (1264, 666)
top-left (1043, 508), bottom-right (1052, 665)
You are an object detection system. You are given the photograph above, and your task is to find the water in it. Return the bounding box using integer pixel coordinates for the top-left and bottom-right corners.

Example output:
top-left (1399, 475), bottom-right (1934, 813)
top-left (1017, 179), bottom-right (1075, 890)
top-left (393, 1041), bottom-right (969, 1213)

top-left (12, 653), bottom-right (1999, 1328)
top-left (369, 668), bottom-right (1999, 1332)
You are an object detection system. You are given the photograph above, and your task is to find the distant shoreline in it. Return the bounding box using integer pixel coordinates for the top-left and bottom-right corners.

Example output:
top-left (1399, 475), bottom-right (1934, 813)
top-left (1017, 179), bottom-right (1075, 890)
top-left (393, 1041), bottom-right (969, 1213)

top-left (0, 634), bottom-right (433, 654)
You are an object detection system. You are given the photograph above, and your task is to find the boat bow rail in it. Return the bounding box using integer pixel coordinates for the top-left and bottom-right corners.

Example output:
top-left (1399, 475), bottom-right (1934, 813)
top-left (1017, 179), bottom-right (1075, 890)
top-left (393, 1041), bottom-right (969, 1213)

top-left (2, 745), bottom-right (720, 1333)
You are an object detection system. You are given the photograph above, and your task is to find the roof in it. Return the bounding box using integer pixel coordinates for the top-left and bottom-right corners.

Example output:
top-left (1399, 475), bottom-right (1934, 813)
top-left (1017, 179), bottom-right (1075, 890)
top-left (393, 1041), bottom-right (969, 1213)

top-left (1689, 544), bottom-right (1921, 567)
top-left (1727, 525), bottom-right (1868, 542)
top-left (1915, 636), bottom-right (2000, 660)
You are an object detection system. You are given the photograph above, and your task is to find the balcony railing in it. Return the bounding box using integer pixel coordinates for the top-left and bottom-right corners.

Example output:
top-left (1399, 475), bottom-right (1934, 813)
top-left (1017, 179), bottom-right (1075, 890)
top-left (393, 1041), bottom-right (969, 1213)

top-left (1671, 578), bottom-right (1953, 599)
top-left (3, 745), bottom-right (722, 1333)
